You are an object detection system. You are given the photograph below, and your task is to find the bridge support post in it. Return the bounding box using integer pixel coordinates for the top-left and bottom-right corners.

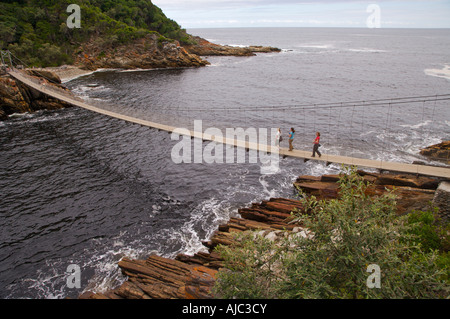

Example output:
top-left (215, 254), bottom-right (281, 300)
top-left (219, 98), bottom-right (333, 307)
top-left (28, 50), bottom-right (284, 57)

top-left (1, 50), bottom-right (13, 68)
top-left (433, 182), bottom-right (450, 222)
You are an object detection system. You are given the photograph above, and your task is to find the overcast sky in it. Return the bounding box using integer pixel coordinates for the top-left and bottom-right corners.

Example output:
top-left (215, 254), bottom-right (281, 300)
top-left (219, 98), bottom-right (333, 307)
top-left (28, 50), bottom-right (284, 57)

top-left (152, 0), bottom-right (450, 29)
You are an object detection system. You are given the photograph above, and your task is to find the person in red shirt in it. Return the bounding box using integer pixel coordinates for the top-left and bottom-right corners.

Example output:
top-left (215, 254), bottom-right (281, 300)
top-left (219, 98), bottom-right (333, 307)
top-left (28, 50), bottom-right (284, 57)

top-left (312, 132), bottom-right (321, 157)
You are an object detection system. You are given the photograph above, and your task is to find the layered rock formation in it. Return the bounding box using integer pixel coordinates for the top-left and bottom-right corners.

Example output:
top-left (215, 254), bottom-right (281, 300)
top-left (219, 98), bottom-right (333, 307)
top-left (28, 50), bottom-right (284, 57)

top-left (295, 171), bottom-right (440, 215)
top-left (0, 70), bottom-right (73, 120)
top-left (80, 170), bottom-right (446, 299)
top-left (420, 141), bottom-right (450, 164)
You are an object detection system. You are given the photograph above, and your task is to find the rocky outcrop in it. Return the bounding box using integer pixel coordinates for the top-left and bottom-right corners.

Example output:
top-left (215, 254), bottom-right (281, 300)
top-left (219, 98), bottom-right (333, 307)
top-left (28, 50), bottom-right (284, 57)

top-left (79, 255), bottom-right (218, 300)
top-left (420, 141), bottom-right (450, 164)
top-left (0, 70), bottom-right (73, 120)
top-left (75, 33), bottom-right (209, 71)
top-left (80, 171), bottom-right (445, 299)
top-left (74, 34), bottom-right (280, 71)
top-left (295, 171), bottom-right (442, 215)
top-left (79, 197), bottom-right (303, 299)
top-left (184, 36), bottom-right (281, 57)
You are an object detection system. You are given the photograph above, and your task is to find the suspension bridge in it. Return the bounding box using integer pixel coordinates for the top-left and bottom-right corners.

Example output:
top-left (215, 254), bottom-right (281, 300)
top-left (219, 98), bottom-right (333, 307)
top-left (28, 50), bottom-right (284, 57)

top-left (5, 64), bottom-right (450, 179)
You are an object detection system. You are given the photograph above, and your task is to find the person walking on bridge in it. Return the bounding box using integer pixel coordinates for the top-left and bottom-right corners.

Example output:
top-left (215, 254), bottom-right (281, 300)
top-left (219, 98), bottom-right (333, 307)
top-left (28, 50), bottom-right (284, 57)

top-left (275, 128), bottom-right (282, 148)
top-left (312, 132), bottom-right (321, 157)
top-left (288, 128), bottom-right (295, 151)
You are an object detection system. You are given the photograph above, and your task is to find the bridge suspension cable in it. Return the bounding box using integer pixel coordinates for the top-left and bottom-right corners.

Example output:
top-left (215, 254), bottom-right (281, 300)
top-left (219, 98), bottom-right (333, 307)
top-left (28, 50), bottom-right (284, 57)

top-left (6, 51), bottom-right (65, 87)
top-left (6, 68), bottom-right (450, 178)
top-left (179, 94), bottom-right (450, 112)
top-left (5, 52), bottom-right (450, 173)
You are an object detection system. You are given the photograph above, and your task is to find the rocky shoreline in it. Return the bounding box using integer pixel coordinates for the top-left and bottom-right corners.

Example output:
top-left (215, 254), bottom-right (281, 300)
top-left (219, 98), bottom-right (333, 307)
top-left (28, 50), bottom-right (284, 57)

top-left (0, 69), bottom-right (74, 121)
top-left (79, 170), bottom-right (449, 299)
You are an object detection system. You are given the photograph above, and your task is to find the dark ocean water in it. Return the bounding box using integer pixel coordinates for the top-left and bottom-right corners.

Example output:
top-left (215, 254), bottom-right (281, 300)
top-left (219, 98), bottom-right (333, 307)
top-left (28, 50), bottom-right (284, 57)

top-left (1, 28), bottom-right (449, 298)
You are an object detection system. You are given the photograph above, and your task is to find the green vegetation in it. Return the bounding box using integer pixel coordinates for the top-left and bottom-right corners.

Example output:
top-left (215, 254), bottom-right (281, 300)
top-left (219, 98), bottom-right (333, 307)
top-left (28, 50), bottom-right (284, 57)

top-left (406, 208), bottom-right (449, 253)
top-left (214, 168), bottom-right (449, 299)
top-left (0, 0), bottom-right (194, 67)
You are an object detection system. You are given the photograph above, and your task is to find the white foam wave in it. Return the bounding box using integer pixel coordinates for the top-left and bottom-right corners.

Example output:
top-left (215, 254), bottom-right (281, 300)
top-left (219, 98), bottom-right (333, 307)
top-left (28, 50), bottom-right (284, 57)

top-left (120, 68), bottom-right (147, 73)
top-left (227, 44), bottom-right (248, 48)
top-left (305, 160), bottom-right (341, 176)
top-left (64, 68), bottom-right (122, 83)
top-left (347, 48), bottom-right (387, 53)
top-left (259, 175), bottom-right (278, 198)
top-left (164, 164), bottom-right (297, 258)
top-left (71, 84), bottom-right (111, 103)
top-left (206, 62), bottom-right (221, 67)
top-left (170, 197), bottom-right (230, 256)
top-left (73, 84), bottom-right (109, 93)
top-left (424, 64), bottom-right (450, 80)
top-left (400, 120), bottom-right (432, 129)
top-left (360, 130), bottom-right (377, 137)
top-left (8, 112), bottom-right (33, 119)
top-left (280, 49), bottom-right (297, 55)
top-left (62, 71), bottom-right (97, 83)
top-left (4, 110), bottom-right (77, 126)
top-left (8, 258), bottom-right (73, 299)
top-left (82, 245), bottom-right (138, 295)
top-left (120, 68), bottom-right (165, 73)
top-left (295, 43), bottom-right (387, 55)
top-left (298, 44), bottom-right (334, 49)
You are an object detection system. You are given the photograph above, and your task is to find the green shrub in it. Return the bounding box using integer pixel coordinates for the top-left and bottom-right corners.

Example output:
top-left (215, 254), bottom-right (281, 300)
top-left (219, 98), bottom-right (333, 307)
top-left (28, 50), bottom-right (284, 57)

top-left (404, 209), bottom-right (450, 283)
top-left (214, 167), bottom-right (449, 299)
top-left (406, 209), bottom-right (444, 252)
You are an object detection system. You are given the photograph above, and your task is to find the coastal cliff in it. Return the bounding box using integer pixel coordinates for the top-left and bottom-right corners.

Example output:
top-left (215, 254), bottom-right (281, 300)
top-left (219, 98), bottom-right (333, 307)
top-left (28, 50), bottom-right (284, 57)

top-left (79, 170), bottom-right (448, 299)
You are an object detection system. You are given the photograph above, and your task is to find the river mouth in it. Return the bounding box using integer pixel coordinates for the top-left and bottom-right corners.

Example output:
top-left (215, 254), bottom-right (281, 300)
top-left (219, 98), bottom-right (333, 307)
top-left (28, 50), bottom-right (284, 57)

top-left (1, 27), bottom-right (449, 299)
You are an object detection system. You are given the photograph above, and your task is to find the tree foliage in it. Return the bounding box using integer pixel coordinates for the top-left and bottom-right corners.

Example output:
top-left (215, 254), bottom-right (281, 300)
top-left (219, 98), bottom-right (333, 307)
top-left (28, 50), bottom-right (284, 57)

top-left (0, 0), bottom-right (193, 67)
top-left (214, 168), bottom-right (449, 299)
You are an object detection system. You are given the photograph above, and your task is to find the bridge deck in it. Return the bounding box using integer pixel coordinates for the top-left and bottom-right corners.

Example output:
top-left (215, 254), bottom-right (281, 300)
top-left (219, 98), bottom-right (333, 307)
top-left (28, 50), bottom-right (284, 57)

top-left (9, 70), bottom-right (450, 179)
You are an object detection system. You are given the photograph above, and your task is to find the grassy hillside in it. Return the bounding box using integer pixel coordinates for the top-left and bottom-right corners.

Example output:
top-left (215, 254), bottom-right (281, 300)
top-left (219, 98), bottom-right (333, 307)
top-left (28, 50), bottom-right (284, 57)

top-left (0, 0), bottom-right (194, 67)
